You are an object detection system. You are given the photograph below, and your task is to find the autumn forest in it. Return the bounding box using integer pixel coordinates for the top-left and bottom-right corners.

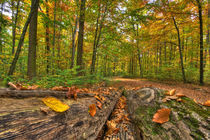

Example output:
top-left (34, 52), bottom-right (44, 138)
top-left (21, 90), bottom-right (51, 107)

top-left (0, 0), bottom-right (209, 86)
top-left (0, 0), bottom-right (210, 139)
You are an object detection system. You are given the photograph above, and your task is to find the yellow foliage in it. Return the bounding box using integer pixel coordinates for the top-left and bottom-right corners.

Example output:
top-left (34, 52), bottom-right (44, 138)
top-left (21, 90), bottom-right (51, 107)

top-left (42, 97), bottom-right (69, 112)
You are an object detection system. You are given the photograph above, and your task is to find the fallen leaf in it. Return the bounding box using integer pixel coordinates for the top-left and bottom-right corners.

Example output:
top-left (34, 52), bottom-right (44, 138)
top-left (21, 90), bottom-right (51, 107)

top-left (165, 89), bottom-right (176, 96)
top-left (167, 96), bottom-right (178, 100)
top-left (203, 100), bottom-right (210, 106)
top-left (89, 104), bottom-right (96, 117)
top-left (94, 95), bottom-right (102, 102)
top-left (8, 82), bottom-right (19, 90)
top-left (40, 107), bottom-right (50, 114)
top-left (176, 93), bottom-right (185, 97)
top-left (96, 101), bottom-right (102, 109)
top-left (27, 85), bottom-right (39, 90)
top-left (67, 86), bottom-right (78, 100)
top-left (176, 98), bottom-right (183, 102)
top-left (52, 86), bottom-right (68, 91)
top-left (106, 120), bottom-right (119, 136)
top-left (42, 97), bottom-right (69, 112)
top-left (152, 108), bottom-right (171, 124)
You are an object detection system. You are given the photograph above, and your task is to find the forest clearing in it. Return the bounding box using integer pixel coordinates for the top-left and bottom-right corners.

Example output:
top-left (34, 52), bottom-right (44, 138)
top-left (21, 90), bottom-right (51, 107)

top-left (0, 0), bottom-right (209, 139)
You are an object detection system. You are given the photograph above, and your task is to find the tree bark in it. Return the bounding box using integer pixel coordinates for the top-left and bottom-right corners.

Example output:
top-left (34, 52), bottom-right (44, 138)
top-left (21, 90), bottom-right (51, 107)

top-left (70, 17), bottom-right (78, 69)
top-left (8, 0), bottom-right (38, 76)
top-left (90, 1), bottom-right (101, 74)
top-left (76, 0), bottom-right (86, 75)
top-left (45, 0), bottom-right (50, 74)
top-left (0, 3), bottom-right (4, 54)
top-left (27, 0), bottom-right (39, 79)
top-left (0, 89), bottom-right (121, 140)
top-left (127, 88), bottom-right (210, 140)
top-left (12, 0), bottom-right (20, 55)
top-left (196, 0), bottom-right (204, 85)
top-left (90, 1), bottom-right (108, 74)
top-left (172, 17), bottom-right (186, 83)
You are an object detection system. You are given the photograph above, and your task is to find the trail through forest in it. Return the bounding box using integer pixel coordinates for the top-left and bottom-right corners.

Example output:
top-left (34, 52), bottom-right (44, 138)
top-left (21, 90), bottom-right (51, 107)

top-left (111, 77), bottom-right (210, 103)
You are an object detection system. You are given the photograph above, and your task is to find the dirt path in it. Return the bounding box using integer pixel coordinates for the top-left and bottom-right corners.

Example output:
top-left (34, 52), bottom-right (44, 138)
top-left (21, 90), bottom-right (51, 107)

top-left (111, 77), bottom-right (210, 103)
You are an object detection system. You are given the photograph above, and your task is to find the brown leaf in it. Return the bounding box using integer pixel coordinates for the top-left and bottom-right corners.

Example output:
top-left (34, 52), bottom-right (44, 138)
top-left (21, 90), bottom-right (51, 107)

top-left (27, 85), bottom-right (39, 90)
top-left (106, 120), bottom-right (119, 136)
top-left (52, 86), bottom-right (68, 91)
top-left (89, 104), bottom-right (96, 117)
top-left (203, 100), bottom-right (210, 107)
top-left (152, 108), bottom-right (171, 124)
top-left (94, 95), bottom-right (102, 102)
top-left (176, 98), bottom-right (183, 102)
top-left (176, 93), bottom-right (186, 97)
top-left (40, 107), bottom-right (50, 114)
top-left (167, 96), bottom-right (178, 100)
top-left (66, 86), bottom-right (78, 100)
top-left (8, 82), bottom-right (19, 90)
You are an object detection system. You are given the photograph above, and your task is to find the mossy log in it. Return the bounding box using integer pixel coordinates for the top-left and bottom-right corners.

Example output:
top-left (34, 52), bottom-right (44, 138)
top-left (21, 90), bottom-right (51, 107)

top-left (0, 89), bottom-right (121, 140)
top-left (127, 88), bottom-right (210, 140)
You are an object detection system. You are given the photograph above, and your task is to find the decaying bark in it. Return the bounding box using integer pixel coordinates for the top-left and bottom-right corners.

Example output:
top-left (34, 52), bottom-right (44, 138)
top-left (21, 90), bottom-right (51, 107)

top-left (0, 88), bottom-right (95, 99)
top-left (127, 88), bottom-right (210, 140)
top-left (0, 89), bottom-right (121, 140)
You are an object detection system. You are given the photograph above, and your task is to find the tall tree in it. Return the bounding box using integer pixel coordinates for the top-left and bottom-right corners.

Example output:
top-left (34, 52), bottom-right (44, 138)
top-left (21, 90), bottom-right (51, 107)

top-left (27, 0), bottom-right (39, 79)
top-left (8, 0), bottom-right (38, 76)
top-left (45, 0), bottom-right (50, 74)
top-left (12, 0), bottom-right (20, 55)
top-left (70, 16), bottom-right (78, 68)
top-left (76, 0), bottom-right (86, 75)
top-left (172, 16), bottom-right (186, 83)
top-left (196, 0), bottom-right (204, 85)
top-left (90, 1), bottom-right (108, 74)
top-left (0, 2), bottom-right (4, 54)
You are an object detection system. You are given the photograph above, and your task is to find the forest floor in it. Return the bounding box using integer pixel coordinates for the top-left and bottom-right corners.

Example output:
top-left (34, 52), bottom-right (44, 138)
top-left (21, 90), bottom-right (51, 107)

top-left (110, 77), bottom-right (210, 103)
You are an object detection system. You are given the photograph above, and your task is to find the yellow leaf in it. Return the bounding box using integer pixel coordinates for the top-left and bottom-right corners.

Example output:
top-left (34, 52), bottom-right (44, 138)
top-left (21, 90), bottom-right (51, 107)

top-left (42, 97), bottom-right (69, 112)
top-left (165, 89), bottom-right (176, 96)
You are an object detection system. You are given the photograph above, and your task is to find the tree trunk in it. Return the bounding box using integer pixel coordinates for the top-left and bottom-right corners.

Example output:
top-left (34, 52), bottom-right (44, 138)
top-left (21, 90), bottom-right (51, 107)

top-left (12, 0), bottom-right (20, 55)
top-left (76, 0), bottom-right (86, 75)
top-left (90, 1), bottom-right (101, 74)
top-left (196, 0), bottom-right (204, 85)
top-left (8, 0), bottom-right (38, 76)
top-left (0, 88), bottom-right (121, 140)
top-left (45, 0), bottom-right (50, 74)
top-left (127, 88), bottom-right (210, 140)
top-left (0, 3), bottom-right (4, 54)
top-left (27, 0), bottom-right (39, 79)
top-left (172, 17), bottom-right (186, 83)
top-left (70, 17), bottom-right (78, 69)
top-left (90, 2), bottom-right (108, 74)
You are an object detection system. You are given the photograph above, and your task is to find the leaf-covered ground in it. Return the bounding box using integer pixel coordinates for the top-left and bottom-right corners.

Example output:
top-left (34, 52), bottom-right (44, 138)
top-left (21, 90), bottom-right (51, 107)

top-left (110, 78), bottom-right (210, 103)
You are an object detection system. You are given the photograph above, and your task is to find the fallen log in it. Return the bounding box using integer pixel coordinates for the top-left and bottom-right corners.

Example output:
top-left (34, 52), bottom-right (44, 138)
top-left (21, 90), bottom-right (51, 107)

top-left (127, 88), bottom-right (210, 140)
top-left (0, 88), bottom-right (94, 99)
top-left (0, 89), bottom-right (121, 140)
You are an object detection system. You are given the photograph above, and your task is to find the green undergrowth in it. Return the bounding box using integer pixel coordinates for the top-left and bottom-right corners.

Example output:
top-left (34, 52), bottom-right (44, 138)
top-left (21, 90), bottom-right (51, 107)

top-left (2, 68), bottom-right (111, 88)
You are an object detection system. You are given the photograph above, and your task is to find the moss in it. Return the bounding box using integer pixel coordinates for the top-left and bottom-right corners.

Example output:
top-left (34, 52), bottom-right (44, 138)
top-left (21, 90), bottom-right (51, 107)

top-left (170, 129), bottom-right (181, 140)
top-left (182, 97), bottom-right (210, 119)
top-left (135, 105), bottom-right (166, 136)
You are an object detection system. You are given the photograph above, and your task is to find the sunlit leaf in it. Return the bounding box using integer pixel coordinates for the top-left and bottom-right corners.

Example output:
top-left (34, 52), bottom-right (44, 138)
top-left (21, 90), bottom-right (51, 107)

top-left (176, 93), bottom-right (186, 97)
top-left (203, 100), bottom-right (210, 107)
top-left (165, 89), bottom-right (176, 96)
top-left (42, 97), bottom-right (69, 112)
